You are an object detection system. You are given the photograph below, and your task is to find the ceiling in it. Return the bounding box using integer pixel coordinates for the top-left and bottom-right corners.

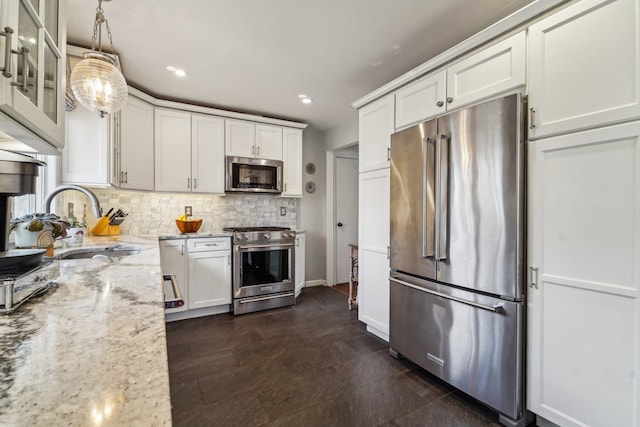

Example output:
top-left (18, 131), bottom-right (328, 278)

top-left (66, 0), bottom-right (533, 131)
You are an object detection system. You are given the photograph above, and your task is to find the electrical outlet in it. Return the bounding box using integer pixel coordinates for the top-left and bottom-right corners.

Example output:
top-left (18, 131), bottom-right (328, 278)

top-left (185, 206), bottom-right (193, 217)
top-left (280, 207), bottom-right (286, 216)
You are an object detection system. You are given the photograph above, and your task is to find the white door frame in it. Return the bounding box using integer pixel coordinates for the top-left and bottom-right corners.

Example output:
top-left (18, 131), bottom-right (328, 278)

top-left (326, 145), bottom-right (358, 287)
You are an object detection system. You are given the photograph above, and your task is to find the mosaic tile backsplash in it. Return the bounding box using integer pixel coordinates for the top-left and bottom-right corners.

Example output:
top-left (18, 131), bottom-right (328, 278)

top-left (56, 189), bottom-right (299, 236)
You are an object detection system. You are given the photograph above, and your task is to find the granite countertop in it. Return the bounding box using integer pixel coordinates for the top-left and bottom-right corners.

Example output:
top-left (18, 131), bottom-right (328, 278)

top-left (0, 235), bottom-right (171, 426)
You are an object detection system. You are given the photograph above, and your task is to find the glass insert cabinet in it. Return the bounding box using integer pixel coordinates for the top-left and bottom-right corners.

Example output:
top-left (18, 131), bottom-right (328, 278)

top-left (0, 0), bottom-right (65, 153)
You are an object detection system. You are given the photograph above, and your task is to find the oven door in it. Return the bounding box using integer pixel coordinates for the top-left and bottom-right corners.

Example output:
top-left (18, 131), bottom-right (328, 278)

top-left (233, 242), bottom-right (294, 298)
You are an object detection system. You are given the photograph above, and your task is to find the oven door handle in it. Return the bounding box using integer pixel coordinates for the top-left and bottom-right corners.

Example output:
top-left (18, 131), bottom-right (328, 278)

top-left (238, 243), bottom-right (294, 250)
top-left (239, 292), bottom-right (295, 304)
top-left (163, 274), bottom-right (184, 309)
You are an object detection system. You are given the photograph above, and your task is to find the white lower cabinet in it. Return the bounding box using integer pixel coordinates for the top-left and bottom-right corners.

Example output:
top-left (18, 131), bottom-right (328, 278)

top-left (187, 237), bottom-right (232, 310)
top-left (527, 121), bottom-right (640, 427)
top-left (358, 168), bottom-right (390, 341)
top-left (295, 232), bottom-right (306, 297)
top-left (159, 238), bottom-right (187, 314)
top-left (160, 237), bottom-right (232, 319)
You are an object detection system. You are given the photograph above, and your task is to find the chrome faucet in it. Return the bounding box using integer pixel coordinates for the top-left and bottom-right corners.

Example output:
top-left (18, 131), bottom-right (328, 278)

top-left (45, 185), bottom-right (103, 217)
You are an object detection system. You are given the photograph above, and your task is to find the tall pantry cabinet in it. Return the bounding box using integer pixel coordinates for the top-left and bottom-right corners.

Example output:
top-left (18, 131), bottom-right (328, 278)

top-left (526, 0), bottom-right (640, 426)
top-left (357, 94), bottom-right (394, 340)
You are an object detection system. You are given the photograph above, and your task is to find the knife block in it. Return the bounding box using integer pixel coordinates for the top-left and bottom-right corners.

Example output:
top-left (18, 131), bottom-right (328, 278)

top-left (91, 217), bottom-right (121, 236)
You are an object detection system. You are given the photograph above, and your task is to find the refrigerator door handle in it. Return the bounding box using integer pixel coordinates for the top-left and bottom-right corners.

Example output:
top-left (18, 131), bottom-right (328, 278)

top-left (435, 134), bottom-right (449, 261)
top-left (390, 277), bottom-right (505, 314)
top-left (423, 137), bottom-right (436, 259)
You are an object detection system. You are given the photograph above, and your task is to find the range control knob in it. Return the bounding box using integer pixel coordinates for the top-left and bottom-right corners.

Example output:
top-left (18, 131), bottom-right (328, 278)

top-left (236, 233), bottom-right (244, 241)
top-left (282, 233), bottom-right (289, 238)
top-left (244, 235), bottom-right (251, 240)
top-left (263, 233), bottom-right (271, 239)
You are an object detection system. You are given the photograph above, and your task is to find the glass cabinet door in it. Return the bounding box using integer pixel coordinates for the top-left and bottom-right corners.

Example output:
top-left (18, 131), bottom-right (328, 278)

top-left (16, 1), bottom-right (39, 105)
top-left (0, 0), bottom-right (65, 150)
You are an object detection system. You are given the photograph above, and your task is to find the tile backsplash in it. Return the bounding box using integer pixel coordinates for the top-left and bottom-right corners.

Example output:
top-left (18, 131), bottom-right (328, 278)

top-left (57, 189), bottom-right (298, 236)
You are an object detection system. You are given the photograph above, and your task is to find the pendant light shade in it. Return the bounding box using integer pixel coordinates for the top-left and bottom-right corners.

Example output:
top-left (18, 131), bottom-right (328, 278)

top-left (70, 52), bottom-right (127, 116)
top-left (70, 0), bottom-right (127, 117)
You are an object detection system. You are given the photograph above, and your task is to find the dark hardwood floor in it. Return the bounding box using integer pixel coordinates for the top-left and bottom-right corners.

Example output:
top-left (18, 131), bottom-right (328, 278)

top-left (165, 286), bottom-right (501, 427)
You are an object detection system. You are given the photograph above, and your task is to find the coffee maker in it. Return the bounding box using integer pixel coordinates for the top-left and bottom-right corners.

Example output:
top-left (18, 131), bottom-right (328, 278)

top-left (0, 150), bottom-right (61, 312)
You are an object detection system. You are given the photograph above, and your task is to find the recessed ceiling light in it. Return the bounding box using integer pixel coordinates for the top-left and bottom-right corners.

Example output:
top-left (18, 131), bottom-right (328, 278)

top-left (302, 98), bottom-right (313, 104)
top-left (166, 66), bottom-right (186, 77)
top-left (298, 94), bottom-right (307, 99)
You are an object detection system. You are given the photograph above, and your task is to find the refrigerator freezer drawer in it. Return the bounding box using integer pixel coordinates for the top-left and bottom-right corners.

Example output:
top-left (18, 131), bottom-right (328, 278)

top-left (389, 275), bottom-right (523, 419)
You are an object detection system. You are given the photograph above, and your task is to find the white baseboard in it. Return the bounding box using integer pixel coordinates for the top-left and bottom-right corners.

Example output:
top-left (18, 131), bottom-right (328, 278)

top-left (305, 279), bottom-right (327, 288)
top-left (165, 304), bottom-right (231, 322)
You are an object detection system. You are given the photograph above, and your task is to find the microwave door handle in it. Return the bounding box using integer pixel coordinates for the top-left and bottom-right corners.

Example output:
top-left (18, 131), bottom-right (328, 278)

top-left (435, 134), bottom-right (449, 261)
top-left (423, 137), bottom-right (436, 259)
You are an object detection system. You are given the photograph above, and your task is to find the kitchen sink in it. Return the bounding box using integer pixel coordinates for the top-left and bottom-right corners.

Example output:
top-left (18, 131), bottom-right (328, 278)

top-left (56, 245), bottom-right (141, 260)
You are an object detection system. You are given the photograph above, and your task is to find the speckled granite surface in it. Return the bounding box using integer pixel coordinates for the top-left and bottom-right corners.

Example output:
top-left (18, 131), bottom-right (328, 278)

top-left (0, 235), bottom-right (171, 426)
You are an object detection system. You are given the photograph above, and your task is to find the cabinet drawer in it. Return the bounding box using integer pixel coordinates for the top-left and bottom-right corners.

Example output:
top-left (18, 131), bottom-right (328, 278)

top-left (187, 237), bottom-right (231, 252)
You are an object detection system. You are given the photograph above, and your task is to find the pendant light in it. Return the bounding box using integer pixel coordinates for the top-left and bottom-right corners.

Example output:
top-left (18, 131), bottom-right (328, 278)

top-left (70, 0), bottom-right (127, 118)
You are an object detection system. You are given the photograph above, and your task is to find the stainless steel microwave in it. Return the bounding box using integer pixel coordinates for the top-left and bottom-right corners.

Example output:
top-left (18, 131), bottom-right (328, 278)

top-left (225, 156), bottom-right (283, 193)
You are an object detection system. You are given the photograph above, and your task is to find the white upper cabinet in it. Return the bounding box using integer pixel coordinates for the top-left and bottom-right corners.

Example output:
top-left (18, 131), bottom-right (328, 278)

top-left (155, 108), bottom-right (226, 194)
top-left (446, 31), bottom-right (525, 111)
top-left (155, 108), bottom-right (192, 192)
top-left (225, 119), bottom-right (254, 158)
top-left (394, 31), bottom-right (525, 130)
top-left (118, 95), bottom-right (154, 191)
top-left (62, 106), bottom-right (113, 186)
top-left (225, 120), bottom-right (283, 160)
top-left (527, 121), bottom-right (640, 427)
top-left (255, 124), bottom-right (283, 160)
top-left (395, 70), bottom-right (446, 130)
top-left (0, 0), bottom-right (66, 153)
top-left (191, 114), bottom-right (225, 193)
top-left (282, 127), bottom-right (303, 197)
top-left (528, 0), bottom-right (640, 139)
top-left (359, 94), bottom-right (395, 173)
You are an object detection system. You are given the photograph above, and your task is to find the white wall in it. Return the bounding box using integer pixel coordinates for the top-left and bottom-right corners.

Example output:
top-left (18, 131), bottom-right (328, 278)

top-left (298, 115), bottom-right (360, 284)
top-left (299, 127), bottom-right (326, 282)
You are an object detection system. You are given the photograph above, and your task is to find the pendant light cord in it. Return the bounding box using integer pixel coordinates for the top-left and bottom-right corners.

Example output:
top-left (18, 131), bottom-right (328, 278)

top-left (90, 0), bottom-right (117, 55)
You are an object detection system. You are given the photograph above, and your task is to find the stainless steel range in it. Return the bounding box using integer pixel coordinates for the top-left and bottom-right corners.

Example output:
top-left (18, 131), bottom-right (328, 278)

top-left (223, 226), bottom-right (295, 315)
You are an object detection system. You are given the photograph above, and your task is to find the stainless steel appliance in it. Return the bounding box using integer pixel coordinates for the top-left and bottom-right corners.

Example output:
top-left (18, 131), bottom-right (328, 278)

top-left (0, 150), bottom-right (58, 312)
top-left (225, 156), bottom-right (283, 194)
top-left (389, 94), bottom-right (526, 425)
top-left (224, 226), bottom-right (295, 314)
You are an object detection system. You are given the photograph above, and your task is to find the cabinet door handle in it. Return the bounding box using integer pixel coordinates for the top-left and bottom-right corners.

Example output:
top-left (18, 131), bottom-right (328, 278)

top-left (387, 245), bottom-right (390, 260)
top-left (181, 244), bottom-right (184, 256)
top-left (204, 243), bottom-right (219, 247)
top-left (284, 182), bottom-right (287, 192)
top-left (12, 47), bottom-right (29, 93)
top-left (529, 266), bottom-right (538, 288)
top-left (529, 108), bottom-right (536, 129)
top-left (387, 147), bottom-right (391, 161)
top-left (446, 97), bottom-right (453, 104)
top-left (436, 101), bottom-right (443, 107)
top-left (124, 171), bottom-right (128, 183)
top-left (251, 145), bottom-right (255, 155)
top-left (227, 254), bottom-right (231, 265)
top-left (193, 178), bottom-right (197, 189)
top-left (187, 178), bottom-right (190, 189)
top-left (257, 145), bottom-right (260, 156)
top-left (0, 27), bottom-right (14, 78)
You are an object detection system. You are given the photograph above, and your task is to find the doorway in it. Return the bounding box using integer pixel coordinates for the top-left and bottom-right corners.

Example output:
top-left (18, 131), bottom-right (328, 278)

top-left (326, 145), bottom-right (358, 287)
top-left (335, 156), bottom-right (358, 284)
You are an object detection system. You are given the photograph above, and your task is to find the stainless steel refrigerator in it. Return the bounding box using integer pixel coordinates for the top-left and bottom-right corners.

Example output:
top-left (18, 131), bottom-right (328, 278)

top-left (389, 93), bottom-right (526, 425)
